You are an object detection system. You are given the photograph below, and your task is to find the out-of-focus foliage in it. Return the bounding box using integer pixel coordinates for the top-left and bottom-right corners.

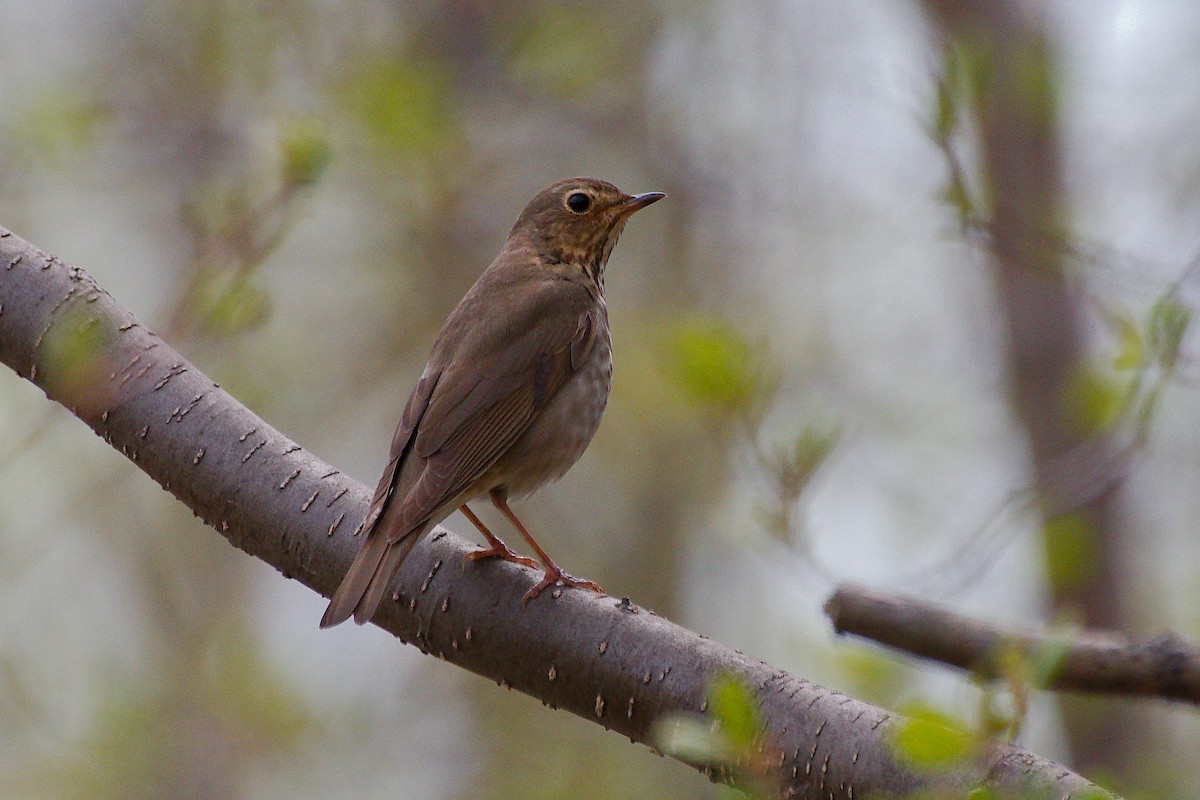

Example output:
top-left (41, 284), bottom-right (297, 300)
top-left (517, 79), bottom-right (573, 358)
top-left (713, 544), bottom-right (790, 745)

top-left (168, 122), bottom-right (331, 339)
top-left (664, 316), bottom-right (837, 557)
top-left (279, 119), bottom-right (333, 189)
top-left (1042, 512), bottom-right (1097, 593)
top-left (753, 422), bottom-right (839, 549)
top-left (1146, 296), bottom-right (1189, 375)
top-left (37, 306), bottom-right (118, 409)
top-left (338, 57), bottom-right (457, 164)
top-left (931, 43), bottom-right (984, 226)
top-left (8, 87), bottom-right (108, 166)
top-left (1108, 309), bottom-right (1144, 372)
top-left (974, 633), bottom-right (1072, 742)
top-left (653, 673), bottom-right (778, 798)
top-left (501, 7), bottom-right (626, 100)
top-left (889, 703), bottom-right (977, 774)
top-left (1091, 293), bottom-right (1192, 442)
top-left (832, 646), bottom-right (917, 708)
top-left (666, 317), bottom-right (763, 415)
top-left (190, 272), bottom-right (273, 336)
top-left (1064, 362), bottom-right (1132, 435)
top-left (707, 673), bottom-right (762, 751)
top-left (5, 0), bottom-right (1200, 797)
top-left (6, 627), bottom-right (310, 800)
top-left (1009, 39), bottom-right (1057, 130)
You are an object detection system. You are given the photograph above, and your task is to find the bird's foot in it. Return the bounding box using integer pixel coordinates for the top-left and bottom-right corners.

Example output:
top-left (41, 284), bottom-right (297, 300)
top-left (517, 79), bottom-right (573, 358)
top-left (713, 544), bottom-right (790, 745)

top-left (521, 568), bottom-right (603, 607)
top-left (462, 544), bottom-right (538, 571)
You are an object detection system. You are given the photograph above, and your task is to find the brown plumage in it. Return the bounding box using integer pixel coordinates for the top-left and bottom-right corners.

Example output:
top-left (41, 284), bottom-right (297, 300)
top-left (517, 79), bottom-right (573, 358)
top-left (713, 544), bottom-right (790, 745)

top-left (321, 178), bottom-right (664, 628)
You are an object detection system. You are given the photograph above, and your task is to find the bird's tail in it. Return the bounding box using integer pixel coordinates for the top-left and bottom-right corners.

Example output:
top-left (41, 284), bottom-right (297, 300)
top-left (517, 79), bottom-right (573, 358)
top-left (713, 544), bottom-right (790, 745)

top-left (320, 522), bottom-right (427, 628)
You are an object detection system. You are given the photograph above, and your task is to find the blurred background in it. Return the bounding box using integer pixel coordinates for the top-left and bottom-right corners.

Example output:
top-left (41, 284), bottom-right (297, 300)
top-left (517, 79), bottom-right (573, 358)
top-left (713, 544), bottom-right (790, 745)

top-left (2, 0), bottom-right (1199, 797)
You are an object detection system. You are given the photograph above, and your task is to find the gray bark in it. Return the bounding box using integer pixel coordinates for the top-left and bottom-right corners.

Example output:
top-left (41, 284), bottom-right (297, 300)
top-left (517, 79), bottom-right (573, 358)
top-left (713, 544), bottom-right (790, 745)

top-left (828, 584), bottom-right (1200, 705)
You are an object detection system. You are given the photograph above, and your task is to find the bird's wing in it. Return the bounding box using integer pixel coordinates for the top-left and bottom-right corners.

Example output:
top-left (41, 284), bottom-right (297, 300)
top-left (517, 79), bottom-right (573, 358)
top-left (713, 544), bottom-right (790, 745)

top-left (322, 366), bottom-right (439, 629)
top-left (357, 367), bottom-right (440, 536)
top-left (384, 276), bottom-right (598, 542)
top-left (416, 279), bottom-right (596, 456)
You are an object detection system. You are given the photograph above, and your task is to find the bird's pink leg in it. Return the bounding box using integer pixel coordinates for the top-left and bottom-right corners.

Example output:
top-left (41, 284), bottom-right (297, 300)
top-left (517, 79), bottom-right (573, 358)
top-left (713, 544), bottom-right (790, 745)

top-left (460, 504), bottom-right (538, 570)
top-left (489, 489), bottom-right (603, 606)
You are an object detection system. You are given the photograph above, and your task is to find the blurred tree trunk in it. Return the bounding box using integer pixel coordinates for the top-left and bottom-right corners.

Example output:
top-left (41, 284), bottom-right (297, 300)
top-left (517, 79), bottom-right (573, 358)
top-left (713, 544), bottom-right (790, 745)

top-left (921, 0), bottom-right (1146, 782)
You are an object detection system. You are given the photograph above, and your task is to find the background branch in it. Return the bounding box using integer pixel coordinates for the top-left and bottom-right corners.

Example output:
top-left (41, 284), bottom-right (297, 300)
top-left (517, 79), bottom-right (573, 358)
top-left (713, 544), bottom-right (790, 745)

top-left (826, 584), bottom-right (1200, 706)
top-left (920, 0), bottom-right (1147, 777)
top-left (0, 226), bottom-right (1115, 798)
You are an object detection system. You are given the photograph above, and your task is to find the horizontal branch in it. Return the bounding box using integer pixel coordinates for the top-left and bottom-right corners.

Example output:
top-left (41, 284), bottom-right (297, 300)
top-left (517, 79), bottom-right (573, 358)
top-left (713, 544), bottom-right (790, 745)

top-left (826, 583), bottom-right (1200, 705)
top-left (0, 225), bottom-right (1116, 799)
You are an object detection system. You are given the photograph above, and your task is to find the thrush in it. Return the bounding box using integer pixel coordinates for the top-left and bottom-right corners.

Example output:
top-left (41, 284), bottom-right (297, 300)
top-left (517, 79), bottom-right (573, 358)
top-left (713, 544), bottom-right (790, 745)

top-left (321, 177), bottom-right (664, 628)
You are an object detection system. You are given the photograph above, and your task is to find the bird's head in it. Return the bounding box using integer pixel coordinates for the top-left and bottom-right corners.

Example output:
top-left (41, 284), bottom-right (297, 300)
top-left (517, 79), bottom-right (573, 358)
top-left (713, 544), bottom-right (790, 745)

top-left (509, 177), bottom-right (664, 286)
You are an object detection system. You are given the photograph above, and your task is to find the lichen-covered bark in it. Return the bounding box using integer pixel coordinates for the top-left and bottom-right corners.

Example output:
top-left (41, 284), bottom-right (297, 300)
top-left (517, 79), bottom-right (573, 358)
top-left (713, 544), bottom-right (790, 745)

top-left (0, 227), bottom-right (1114, 799)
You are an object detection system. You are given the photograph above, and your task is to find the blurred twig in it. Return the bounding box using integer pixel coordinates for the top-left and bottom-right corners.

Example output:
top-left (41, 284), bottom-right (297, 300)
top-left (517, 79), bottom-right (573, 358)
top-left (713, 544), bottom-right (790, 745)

top-left (0, 407), bottom-right (61, 475)
top-left (826, 583), bottom-right (1200, 706)
top-left (163, 121), bottom-right (329, 341)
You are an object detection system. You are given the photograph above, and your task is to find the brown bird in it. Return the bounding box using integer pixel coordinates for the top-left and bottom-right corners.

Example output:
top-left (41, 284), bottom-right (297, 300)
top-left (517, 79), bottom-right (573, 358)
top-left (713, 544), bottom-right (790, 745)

top-left (321, 177), bottom-right (664, 628)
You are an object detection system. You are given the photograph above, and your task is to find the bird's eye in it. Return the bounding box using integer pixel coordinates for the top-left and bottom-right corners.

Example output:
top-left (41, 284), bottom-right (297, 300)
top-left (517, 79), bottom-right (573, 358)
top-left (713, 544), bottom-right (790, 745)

top-left (565, 192), bottom-right (591, 213)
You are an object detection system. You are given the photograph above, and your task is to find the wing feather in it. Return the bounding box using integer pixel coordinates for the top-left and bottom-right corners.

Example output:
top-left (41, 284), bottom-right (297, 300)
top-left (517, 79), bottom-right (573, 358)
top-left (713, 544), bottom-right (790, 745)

top-left (415, 278), bottom-right (595, 457)
top-left (384, 279), bottom-right (597, 539)
top-left (387, 357), bottom-right (547, 541)
top-left (358, 369), bottom-right (440, 535)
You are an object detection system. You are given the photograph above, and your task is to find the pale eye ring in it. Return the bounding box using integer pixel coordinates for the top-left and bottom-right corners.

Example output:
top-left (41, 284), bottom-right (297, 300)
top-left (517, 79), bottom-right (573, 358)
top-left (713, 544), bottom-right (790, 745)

top-left (565, 192), bottom-right (591, 213)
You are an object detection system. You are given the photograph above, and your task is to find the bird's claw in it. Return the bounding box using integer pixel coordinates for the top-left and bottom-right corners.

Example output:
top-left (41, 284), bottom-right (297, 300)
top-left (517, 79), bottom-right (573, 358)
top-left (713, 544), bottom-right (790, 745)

top-left (462, 545), bottom-right (538, 571)
top-left (521, 569), bottom-right (603, 607)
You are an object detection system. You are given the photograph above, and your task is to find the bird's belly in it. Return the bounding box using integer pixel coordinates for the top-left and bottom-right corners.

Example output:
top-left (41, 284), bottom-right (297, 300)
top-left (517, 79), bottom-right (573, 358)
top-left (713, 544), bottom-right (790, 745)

top-left (489, 331), bottom-right (612, 499)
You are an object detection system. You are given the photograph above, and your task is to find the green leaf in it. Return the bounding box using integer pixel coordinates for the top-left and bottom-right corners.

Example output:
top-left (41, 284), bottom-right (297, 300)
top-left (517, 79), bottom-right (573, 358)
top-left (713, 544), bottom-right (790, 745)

top-left (40, 307), bottom-right (117, 403)
top-left (933, 73), bottom-right (957, 143)
top-left (666, 318), bottom-right (760, 412)
top-left (1012, 40), bottom-right (1057, 128)
top-left (1074, 789), bottom-right (1117, 800)
top-left (941, 176), bottom-right (974, 222)
top-left (774, 424), bottom-right (838, 497)
top-left (890, 704), bottom-right (975, 772)
top-left (966, 788), bottom-right (1000, 800)
top-left (197, 273), bottom-right (272, 335)
top-left (708, 675), bottom-right (760, 749)
top-left (279, 118), bottom-right (332, 188)
top-left (1147, 295), bottom-right (1189, 373)
top-left (1042, 512), bottom-right (1095, 591)
top-left (834, 646), bottom-right (912, 705)
top-left (1026, 632), bottom-right (1073, 689)
top-left (952, 39), bottom-right (994, 104)
top-left (1109, 311), bottom-right (1143, 371)
top-left (651, 674), bottom-right (764, 765)
top-left (1063, 362), bottom-right (1129, 434)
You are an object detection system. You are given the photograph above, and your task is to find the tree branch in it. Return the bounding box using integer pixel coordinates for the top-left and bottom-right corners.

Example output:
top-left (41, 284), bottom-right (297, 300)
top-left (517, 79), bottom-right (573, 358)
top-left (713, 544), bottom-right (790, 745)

top-left (0, 226), bottom-right (1116, 799)
top-left (826, 583), bottom-right (1200, 706)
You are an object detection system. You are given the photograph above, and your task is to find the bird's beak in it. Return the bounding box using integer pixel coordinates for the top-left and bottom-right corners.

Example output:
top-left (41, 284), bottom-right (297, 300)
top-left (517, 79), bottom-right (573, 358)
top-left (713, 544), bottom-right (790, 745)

top-left (621, 191), bottom-right (666, 214)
